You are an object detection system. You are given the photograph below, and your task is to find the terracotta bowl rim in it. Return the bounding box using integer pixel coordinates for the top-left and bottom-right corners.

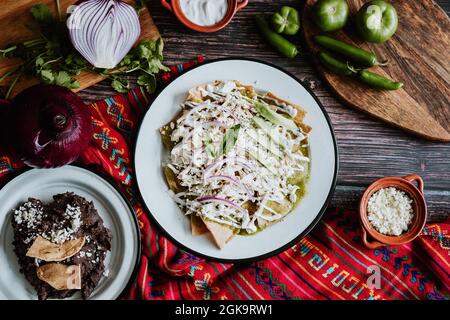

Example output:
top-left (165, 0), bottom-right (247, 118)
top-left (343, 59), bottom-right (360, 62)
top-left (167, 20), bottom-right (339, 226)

top-left (359, 175), bottom-right (427, 246)
top-left (170, 0), bottom-right (240, 33)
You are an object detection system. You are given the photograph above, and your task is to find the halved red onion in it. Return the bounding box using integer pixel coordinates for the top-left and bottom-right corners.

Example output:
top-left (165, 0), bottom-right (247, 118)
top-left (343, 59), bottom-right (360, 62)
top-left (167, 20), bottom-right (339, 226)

top-left (197, 196), bottom-right (247, 215)
top-left (67, 0), bottom-right (140, 69)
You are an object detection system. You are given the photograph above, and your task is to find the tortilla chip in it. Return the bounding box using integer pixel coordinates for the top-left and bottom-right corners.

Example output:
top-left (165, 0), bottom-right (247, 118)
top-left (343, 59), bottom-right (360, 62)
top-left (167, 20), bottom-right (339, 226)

top-left (234, 81), bottom-right (256, 97)
top-left (164, 166), bottom-right (184, 194)
top-left (160, 125), bottom-right (174, 150)
top-left (26, 236), bottom-right (85, 262)
top-left (191, 215), bottom-right (209, 236)
top-left (186, 84), bottom-right (207, 102)
top-left (256, 217), bottom-right (269, 229)
top-left (202, 219), bottom-right (236, 249)
top-left (36, 264), bottom-right (81, 290)
top-left (160, 109), bottom-right (188, 150)
top-left (264, 92), bottom-right (312, 134)
top-left (186, 81), bottom-right (225, 102)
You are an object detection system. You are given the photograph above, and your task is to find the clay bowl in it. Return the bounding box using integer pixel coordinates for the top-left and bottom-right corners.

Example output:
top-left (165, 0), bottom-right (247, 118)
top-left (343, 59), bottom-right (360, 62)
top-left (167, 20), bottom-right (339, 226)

top-left (359, 174), bottom-right (427, 249)
top-left (161, 0), bottom-right (248, 32)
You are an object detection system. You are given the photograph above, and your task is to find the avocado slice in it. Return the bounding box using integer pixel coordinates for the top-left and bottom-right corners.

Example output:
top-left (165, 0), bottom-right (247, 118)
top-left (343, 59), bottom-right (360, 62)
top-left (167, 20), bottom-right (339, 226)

top-left (254, 101), bottom-right (299, 132)
top-left (252, 117), bottom-right (288, 151)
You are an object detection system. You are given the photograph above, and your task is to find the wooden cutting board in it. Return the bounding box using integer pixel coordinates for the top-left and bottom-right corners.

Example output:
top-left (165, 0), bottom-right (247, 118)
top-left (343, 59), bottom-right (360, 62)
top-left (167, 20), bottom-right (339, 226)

top-left (302, 0), bottom-right (450, 141)
top-left (0, 0), bottom-right (160, 98)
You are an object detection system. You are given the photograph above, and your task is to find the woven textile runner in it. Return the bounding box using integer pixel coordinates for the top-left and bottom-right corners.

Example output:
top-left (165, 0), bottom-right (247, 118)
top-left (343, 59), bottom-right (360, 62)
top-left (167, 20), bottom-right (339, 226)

top-left (0, 56), bottom-right (448, 300)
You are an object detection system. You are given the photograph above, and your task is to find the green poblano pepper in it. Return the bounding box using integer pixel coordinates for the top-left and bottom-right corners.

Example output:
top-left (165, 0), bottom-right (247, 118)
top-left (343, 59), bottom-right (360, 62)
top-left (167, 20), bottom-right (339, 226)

top-left (271, 6), bottom-right (300, 35)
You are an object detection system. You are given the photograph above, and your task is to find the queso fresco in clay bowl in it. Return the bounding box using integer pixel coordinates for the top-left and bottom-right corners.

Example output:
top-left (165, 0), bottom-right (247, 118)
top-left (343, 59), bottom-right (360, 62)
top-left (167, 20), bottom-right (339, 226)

top-left (161, 0), bottom-right (249, 32)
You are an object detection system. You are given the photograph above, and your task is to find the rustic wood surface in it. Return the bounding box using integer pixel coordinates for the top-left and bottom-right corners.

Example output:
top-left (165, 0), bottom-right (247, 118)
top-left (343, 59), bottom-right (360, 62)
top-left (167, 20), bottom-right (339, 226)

top-left (303, 0), bottom-right (450, 141)
top-left (0, 0), bottom-right (160, 97)
top-left (76, 0), bottom-right (450, 222)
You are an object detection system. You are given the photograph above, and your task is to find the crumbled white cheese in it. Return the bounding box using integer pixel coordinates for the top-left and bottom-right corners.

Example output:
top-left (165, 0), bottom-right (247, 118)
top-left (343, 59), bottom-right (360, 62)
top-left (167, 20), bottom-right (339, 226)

top-left (13, 201), bottom-right (45, 244)
top-left (43, 204), bottom-right (82, 244)
top-left (65, 204), bottom-right (82, 231)
top-left (367, 187), bottom-right (414, 236)
top-left (13, 201), bottom-right (43, 229)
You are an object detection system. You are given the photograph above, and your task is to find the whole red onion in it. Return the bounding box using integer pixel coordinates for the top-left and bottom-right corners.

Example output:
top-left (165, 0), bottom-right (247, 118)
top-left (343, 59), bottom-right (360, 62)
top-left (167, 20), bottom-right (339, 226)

top-left (8, 85), bottom-right (92, 168)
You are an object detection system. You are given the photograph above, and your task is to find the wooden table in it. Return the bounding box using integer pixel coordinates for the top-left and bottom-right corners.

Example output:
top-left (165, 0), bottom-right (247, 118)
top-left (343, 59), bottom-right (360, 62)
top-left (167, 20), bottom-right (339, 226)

top-left (78, 1), bottom-right (450, 222)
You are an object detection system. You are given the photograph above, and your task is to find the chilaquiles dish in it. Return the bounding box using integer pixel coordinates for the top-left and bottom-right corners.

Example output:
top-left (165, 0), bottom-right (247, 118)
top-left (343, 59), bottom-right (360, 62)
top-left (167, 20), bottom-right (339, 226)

top-left (160, 81), bottom-right (311, 249)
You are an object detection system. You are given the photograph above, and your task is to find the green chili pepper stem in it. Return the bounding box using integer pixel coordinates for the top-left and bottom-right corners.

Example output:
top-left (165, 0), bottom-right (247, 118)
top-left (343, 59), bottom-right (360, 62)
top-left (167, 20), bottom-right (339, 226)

top-left (377, 59), bottom-right (389, 67)
top-left (318, 52), bottom-right (357, 76)
top-left (256, 15), bottom-right (298, 58)
top-left (314, 35), bottom-right (386, 67)
top-left (358, 70), bottom-right (403, 90)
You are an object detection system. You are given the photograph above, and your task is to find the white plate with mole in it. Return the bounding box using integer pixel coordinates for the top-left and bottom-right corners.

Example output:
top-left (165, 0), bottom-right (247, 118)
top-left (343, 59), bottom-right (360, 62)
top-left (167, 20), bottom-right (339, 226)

top-left (134, 58), bottom-right (338, 262)
top-left (0, 165), bottom-right (140, 300)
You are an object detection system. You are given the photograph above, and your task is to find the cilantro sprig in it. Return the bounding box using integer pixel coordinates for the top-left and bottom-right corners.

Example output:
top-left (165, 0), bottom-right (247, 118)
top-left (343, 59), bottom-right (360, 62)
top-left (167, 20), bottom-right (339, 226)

top-left (102, 39), bottom-right (167, 93)
top-left (0, 1), bottom-right (168, 98)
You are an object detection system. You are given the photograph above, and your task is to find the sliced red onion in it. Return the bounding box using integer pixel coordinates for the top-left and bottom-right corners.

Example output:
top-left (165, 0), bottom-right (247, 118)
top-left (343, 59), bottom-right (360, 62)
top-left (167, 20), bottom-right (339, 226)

top-left (197, 196), bottom-right (247, 215)
top-left (222, 107), bottom-right (238, 122)
top-left (67, 0), bottom-right (140, 69)
top-left (182, 102), bottom-right (210, 124)
top-left (206, 175), bottom-right (255, 200)
top-left (203, 157), bottom-right (254, 181)
top-left (202, 121), bottom-right (228, 129)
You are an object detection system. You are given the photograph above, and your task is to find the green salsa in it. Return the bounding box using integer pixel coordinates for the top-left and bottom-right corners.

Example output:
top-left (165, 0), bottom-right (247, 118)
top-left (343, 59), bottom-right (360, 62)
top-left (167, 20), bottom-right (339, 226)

top-left (239, 145), bottom-right (310, 236)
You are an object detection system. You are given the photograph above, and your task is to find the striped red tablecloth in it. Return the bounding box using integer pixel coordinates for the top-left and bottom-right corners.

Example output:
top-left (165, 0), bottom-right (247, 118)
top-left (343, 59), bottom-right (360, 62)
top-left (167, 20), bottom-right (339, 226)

top-left (0, 57), bottom-right (448, 300)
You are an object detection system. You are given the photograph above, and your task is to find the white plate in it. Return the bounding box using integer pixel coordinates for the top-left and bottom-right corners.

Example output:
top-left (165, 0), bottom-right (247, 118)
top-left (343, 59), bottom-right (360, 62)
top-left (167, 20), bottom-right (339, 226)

top-left (0, 165), bottom-right (140, 300)
top-left (135, 58), bottom-right (338, 262)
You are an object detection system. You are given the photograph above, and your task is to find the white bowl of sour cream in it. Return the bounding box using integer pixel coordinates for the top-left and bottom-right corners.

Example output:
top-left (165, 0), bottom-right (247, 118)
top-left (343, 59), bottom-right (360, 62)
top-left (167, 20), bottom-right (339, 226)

top-left (161, 0), bottom-right (248, 32)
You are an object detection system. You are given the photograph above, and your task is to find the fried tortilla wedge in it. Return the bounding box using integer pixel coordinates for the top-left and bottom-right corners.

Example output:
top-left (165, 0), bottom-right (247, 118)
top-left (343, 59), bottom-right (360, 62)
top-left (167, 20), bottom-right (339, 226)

top-left (264, 92), bottom-right (312, 134)
top-left (159, 109), bottom-right (184, 150)
top-left (26, 236), bottom-right (86, 262)
top-left (202, 218), bottom-right (236, 249)
top-left (191, 215), bottom-right (209, 236)
top-left (186, 80), bottom-right (224, 102)
top-left (164, 166), bottom-right (184, 194)
top-left (36, 263), bottom-right (81, 290)
top-left (187, 84), bottom-right (206, 102)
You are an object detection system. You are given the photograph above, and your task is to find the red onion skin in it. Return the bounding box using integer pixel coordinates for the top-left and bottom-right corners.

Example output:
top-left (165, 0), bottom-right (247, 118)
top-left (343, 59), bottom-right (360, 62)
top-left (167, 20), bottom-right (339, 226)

top-left (8, 85), bottom-right (92, 168)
